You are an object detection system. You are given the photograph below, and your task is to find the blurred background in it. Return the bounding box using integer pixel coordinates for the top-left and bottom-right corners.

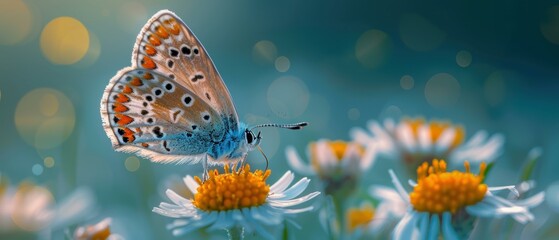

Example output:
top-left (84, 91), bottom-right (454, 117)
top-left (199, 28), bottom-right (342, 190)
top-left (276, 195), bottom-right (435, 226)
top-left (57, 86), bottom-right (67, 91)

top-left (1, 0), bottom-right (559, 239)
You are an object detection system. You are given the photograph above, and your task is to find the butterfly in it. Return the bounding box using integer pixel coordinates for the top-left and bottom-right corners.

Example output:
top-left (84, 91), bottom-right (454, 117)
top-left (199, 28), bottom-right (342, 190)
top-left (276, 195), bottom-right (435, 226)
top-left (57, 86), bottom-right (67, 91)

top-left (100, 10), bottom-right (307, 172)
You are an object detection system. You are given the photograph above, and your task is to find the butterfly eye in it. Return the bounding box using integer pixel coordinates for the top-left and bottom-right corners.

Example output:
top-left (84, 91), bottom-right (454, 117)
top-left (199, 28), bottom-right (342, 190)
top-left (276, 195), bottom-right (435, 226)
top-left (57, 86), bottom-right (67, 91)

top-left (245, 130), bottom-right (254, 144)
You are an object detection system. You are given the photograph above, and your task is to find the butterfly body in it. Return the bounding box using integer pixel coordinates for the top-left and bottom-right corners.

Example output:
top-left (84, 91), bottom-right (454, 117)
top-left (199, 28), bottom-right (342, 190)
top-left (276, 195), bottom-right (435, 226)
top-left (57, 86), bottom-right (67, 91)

top-left (100, 10), bottom-right (297, 166)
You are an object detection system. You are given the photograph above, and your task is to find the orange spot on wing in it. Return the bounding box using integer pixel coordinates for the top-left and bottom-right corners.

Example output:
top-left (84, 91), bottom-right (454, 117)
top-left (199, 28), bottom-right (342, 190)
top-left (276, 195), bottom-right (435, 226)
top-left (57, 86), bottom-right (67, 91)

top-left (113, 103), bottom-right (129, 112)
top-left (144, 45), bottom-right (157, 56)
top-left (122, 85), bottom-right (133, 94)
top-left (130, 77), bottom-right (143, 86)
top-left (141, 56), bottom-right (156, 69)
top-left (115, 93), bottom-right (130, 103)
top-left (143, 72), bottom-right (154, 80)
top-left (115, 114), bottom-right (134, 125)
top-left (155, 25), bottom-right (169, 39)
top-left (141, 143), bottom-right (149, 147)
top-left (148, 34), bottom-right (161, 46)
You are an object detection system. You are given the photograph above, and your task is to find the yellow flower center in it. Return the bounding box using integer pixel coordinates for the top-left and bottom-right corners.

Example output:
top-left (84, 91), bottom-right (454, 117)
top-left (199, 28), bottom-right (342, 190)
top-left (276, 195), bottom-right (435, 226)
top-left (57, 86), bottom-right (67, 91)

top-left (192, 164), bottom-right (271, 211)
top-left (409, 159), bottom-right (487, 214)
top-left (346, 204), bottom-right (375, 232)
top-left (405, 118), bottom-right (465, 148)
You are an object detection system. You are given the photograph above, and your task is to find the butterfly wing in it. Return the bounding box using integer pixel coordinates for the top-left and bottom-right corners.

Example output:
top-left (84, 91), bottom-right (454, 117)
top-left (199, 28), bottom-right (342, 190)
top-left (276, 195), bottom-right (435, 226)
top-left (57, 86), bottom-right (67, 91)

top-left (131, 10), bottom-right (239, 128)
top-left (101, 68), bottom-right (232, 164)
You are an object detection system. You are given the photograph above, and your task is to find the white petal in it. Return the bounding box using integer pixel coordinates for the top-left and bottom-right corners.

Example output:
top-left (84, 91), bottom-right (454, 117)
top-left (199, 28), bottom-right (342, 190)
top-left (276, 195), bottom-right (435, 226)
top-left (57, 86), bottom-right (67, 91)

top-left (417, 125), bottom-right (431, 152)
top-left (165, 189), bottom-right (191, 207)
top-left (463, 131), bottom-right (488, 148)
top-left (395, 123), bottom-right (416, 152)
top-left (281, 206), bottom-right (314, 214)
top-left (514, 192), bottom-right (545, 208)
top-left (350, 127), bottom-right (373, 145)
top-left (434, 127), bottom-right (455, 154)
top-left (270, 171), bottom-right (295, 193)
top-left (172, 211), bottom-right (217, 236)
top-left (388, 169), bottom-right (410, 204)
top-left (488, 185), bottom-right (519, 198)
top-left (419, 213), bottom-right (429, 239)
top-left (427, 214), bottom-right (439, 240)
top-left (208, 211), bottom-right (234, 230)
top-left (360, 141), bottom-right (377, 172)
top-left (441, 212), bottom-right (459, 240)
top-left (369, 185), bottom-right (402, 202)
top-left (285, 146), bottom-right (315, 176)
top-left (250, 206), bottom-right (281, 225)
top-left (269, 178), bottom-right (310, 200)
top-left (269, 191), bottom-right (320, 208)
top-left (392, 211), bottom-right (420, 240)
top-left (183, 175), bottom-right (199, 195)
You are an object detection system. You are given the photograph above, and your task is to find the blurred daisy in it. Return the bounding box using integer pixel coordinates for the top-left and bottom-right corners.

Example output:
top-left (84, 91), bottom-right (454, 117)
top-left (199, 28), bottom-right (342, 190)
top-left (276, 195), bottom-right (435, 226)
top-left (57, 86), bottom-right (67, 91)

top-left (351, 117), bottom-right (504, 174)
top-left (153, 164), bottom-right (320, 239)
top-left (0, 176), bottom-right (95, 235)
top-left (286, 139), bottom-right (375, 195)
top-left (389, 159), bottom-right (545, 240)
top-left (343, 186), bottom-right (407, 239)
top-left (74, 218), bottom-right (123, 240)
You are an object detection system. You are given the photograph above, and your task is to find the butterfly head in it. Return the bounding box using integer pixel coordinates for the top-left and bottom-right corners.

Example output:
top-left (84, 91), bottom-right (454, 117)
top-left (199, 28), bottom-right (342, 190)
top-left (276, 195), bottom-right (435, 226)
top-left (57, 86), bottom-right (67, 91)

top-left (244, 129), bottom-right (262, 151)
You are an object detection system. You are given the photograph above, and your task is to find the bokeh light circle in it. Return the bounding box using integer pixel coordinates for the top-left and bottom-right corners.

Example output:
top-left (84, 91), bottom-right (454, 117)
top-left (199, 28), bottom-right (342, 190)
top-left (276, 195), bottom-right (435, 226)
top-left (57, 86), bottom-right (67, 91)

top-left (400, 75), bottom-right (414, 90)
top-left (275, 56), bottom-right (290, 72)
top-left (125, 156), bottom-right (140, 172)
top-left (32, 164), bottom-right (43, 176)
top-left (267, 76), bottom-right (310, 119)
top-left (456, 50), bottom-right (472, 67)
top-left (0, 0), bottom-right (33, 45)
top-left (541, 6), bottom-right (559, 45)
top-left (399, 14), bottom-right (446, 52)
top-left (355, 29), bottom-right (391, 68)
top-left (15, 88), bottom-right (76, 149)
top-left (252, 40), bottom-right (278, 64)
top-left (424, 73), bottom-right (461, 108)
top-left (40, 17), bottom-right (90, 65)
top-left (44, 157), bottom-right (55, 168)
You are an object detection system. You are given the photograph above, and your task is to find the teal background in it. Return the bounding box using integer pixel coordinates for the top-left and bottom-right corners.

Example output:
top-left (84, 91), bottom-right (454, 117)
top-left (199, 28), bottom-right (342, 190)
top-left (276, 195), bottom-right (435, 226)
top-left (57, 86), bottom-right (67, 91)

top-left (1, 0), bottom-right (559, 239)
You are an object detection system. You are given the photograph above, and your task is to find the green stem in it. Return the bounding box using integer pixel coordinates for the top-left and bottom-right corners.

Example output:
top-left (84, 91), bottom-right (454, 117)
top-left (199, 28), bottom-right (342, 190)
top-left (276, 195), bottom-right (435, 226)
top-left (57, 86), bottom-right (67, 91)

top-left (227, 226), bottom-right (244, 240)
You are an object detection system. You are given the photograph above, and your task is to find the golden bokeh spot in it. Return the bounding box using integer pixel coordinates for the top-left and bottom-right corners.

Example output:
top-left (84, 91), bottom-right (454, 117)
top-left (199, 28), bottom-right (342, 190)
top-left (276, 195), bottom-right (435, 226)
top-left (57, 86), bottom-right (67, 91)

top-left (253, 40), bottom-right (278, 63)
top-left (0, 0), bottom-right (32, 45)
top-left (346, 204), bottom-right (375, 233)
top-left (403, 118), bottom-right (465, 148)
top-left (410, 159), bottom-right (488, 214)
top-left (192, 164), bottom-right (271, 211)
top-left (15, 88), bottom-right (75, 149)
top-left (44, 157), bottom-right (55, 168)
top-left (124, 156), bottom-right (140, 172)
top-left (40, 17), bottom-right (90, 65)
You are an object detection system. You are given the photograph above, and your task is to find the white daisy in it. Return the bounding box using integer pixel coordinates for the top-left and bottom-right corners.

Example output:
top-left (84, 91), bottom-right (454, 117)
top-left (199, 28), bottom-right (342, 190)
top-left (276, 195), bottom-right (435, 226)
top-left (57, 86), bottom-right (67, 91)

top-left (74, 218), bottom-right (124, 240)
top-left (0, 176), bottom-right (95, 235)
top-left (351, 117), bottom-right (504, 172)
top-left (388, 159), bottom-right (545, 240)
top-left (153, 164), bottom-right (320, 239)
top-left (286, 139), bottom-right (376, 194)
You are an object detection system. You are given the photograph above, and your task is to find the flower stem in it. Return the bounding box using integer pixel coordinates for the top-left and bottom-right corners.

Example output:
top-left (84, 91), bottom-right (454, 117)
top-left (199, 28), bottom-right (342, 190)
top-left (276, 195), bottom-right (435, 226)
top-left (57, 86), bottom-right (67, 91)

top-left (227, 226), bottom-right (244, 240)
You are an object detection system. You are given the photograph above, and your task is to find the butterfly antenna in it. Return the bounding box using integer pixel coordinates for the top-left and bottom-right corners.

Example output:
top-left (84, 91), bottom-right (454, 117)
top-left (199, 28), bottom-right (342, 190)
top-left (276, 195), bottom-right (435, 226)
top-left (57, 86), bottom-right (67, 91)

top-left (250, 122), bottom-right (308, 131)
top-left (257, 145), bottom-right (269, 172)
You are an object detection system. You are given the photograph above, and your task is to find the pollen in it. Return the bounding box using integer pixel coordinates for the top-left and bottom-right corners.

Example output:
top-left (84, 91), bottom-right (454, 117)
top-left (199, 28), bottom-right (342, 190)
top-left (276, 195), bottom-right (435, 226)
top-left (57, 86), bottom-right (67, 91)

top-left (346, 204), bottom-right (375, 233)
top-left (192, 164), bottom-right (271, 211)
top-left (409, 159), bottom-right (487, 214)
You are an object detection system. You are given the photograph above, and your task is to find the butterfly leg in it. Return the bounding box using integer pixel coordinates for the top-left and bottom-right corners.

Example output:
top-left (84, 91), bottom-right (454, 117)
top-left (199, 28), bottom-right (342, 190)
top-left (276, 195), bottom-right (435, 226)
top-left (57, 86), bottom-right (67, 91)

top-left (202, 155), bottom-right (209, 181)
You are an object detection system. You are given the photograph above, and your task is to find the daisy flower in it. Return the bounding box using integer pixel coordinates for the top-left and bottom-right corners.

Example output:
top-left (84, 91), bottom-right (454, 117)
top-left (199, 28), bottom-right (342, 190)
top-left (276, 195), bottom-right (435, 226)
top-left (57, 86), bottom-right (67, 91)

top-left (0, 176), bottom-right (95, 235)
top-left (153, 164), bottom-right (320, 240)
top-left (74, 218), bottom-right (124, 240)
top-left (351, 117), bottom-right (504, 175)
top-left (286, 139), bottom-right (375, 195)
top-left (389, 159), bottom-right (545, 240)
top-left (343, 186), bottom-right (407, 239)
